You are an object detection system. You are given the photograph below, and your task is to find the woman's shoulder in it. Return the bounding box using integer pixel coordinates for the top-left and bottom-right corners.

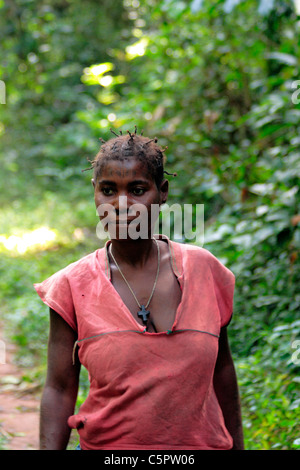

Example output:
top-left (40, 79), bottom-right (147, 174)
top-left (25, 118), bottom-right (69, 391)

top-left (49, 246), bottom-right (105, 281)
top-left (171, 240), bottom-right (234, 280)
top-left (171, 239), bottom-right (219, 262)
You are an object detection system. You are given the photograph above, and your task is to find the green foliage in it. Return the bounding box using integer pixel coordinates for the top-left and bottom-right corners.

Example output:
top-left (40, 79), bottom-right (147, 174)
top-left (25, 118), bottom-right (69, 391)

top-left (0, 0), bottom-right (131, 201)
top-left (0, 0), bottom-right (299, 450)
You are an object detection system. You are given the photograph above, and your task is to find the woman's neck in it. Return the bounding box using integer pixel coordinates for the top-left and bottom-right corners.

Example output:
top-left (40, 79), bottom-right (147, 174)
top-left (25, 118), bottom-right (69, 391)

top-left (109, 238), bottom-right (157, 269)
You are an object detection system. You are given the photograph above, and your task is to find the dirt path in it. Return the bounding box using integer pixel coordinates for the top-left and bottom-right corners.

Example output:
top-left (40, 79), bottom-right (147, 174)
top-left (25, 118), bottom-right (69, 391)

top-left (0, 334), bottom-right (40, 450)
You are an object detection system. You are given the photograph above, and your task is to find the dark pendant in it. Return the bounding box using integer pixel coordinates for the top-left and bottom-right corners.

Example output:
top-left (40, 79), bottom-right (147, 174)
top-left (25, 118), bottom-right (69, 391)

top-left (137, 305), bottom-right (150, 324)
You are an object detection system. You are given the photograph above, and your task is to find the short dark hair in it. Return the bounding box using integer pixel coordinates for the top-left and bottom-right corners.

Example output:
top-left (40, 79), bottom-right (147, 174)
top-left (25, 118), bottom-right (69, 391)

top-left (83, 128), bottom-right (176, 188)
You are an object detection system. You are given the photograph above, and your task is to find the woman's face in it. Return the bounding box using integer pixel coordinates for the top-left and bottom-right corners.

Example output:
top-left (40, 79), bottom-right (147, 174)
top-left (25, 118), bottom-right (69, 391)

top-left (92, 157), bottom-right (168, 240)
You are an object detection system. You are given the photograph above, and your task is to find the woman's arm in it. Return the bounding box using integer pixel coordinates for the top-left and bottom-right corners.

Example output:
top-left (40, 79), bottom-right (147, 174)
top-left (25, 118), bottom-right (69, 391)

top-left (213, 327), bottom-right (244, 450)
top-left (40, 308), bottom-right (81, 450)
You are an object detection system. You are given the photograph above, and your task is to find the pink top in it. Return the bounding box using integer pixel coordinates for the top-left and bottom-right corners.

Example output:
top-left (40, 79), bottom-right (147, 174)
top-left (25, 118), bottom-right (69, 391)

top-left (34, 235), bottom-right (235, 450)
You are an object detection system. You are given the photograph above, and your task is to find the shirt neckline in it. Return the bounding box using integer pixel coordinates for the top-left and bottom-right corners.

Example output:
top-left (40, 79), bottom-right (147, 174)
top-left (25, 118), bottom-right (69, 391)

top-left (101, 234), bottom-right (183, 281)
top-left (97, 235), bottom-right (184, 334)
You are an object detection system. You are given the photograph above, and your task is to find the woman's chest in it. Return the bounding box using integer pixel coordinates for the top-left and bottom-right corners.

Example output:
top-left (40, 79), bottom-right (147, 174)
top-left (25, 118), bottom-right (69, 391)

top-left (111, 260), bottom-right (182, 333)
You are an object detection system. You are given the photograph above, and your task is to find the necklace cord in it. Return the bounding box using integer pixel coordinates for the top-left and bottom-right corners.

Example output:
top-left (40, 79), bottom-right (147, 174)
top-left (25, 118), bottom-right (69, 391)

top-left (109, 238), bottom-right (160, 309)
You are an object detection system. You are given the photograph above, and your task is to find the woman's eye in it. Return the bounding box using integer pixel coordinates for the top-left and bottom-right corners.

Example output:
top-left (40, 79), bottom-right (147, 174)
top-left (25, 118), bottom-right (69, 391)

top-left (132, 188), bottom-right (145, 195)
top-left (102, 188), bottom-right (114, 195)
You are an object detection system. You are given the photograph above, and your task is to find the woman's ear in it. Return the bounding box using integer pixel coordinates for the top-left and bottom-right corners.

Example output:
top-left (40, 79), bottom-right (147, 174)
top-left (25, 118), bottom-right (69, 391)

top-left (159, 179), bottom-right (169, 205)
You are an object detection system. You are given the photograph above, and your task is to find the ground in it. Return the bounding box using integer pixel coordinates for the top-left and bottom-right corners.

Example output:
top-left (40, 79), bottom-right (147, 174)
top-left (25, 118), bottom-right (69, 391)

top-left (0, 332), bottom-right (40, 450)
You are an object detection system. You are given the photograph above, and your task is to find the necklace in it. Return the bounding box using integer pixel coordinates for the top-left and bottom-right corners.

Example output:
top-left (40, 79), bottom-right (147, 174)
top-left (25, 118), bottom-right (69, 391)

top-left (109, 238), bottom-right (160, 327)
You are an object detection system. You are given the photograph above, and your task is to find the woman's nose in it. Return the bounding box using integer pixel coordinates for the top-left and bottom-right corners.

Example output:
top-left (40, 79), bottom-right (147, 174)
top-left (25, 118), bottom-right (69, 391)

top-left (114, 195), bottom-right (129, 216)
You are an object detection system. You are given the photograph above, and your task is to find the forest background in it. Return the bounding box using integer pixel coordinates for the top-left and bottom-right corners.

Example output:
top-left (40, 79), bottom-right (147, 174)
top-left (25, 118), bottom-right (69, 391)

top-left (0, 0), bottom-right (299, 450)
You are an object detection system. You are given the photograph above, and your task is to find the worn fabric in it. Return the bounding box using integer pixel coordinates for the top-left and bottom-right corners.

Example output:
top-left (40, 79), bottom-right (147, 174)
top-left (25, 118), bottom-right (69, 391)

top-left (34, 235), bottom-right (235, 450)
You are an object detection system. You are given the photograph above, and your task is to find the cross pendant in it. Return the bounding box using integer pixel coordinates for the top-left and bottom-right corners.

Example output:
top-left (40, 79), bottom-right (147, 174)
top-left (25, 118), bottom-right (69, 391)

top-left (137, 305), bottom-right (150, 324)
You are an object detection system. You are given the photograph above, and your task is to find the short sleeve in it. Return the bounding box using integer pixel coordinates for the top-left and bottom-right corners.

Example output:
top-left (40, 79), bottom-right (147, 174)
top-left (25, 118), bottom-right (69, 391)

top-left (209, 256), bottom-right (235, 328)
top-left (34, 269), bottom-right (77, 331)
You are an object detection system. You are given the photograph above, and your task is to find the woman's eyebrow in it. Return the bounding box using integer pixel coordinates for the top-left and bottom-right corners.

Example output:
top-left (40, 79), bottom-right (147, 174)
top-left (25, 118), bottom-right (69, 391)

top-left (128, 179), bottom-right (150, 185)
top-left (98, 179), bottom-right (150, 186)
top-left (98, 179), bottom-right (117, 185)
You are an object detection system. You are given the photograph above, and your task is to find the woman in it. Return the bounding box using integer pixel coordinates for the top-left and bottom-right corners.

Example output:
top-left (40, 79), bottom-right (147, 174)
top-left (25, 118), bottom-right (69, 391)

top-left (34, 129), bottom-right (244, 450)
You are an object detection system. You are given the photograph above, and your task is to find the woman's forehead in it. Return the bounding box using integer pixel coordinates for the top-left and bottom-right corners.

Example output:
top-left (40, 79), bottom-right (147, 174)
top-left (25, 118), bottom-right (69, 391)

top-left (99, 158), bottom-right (152, 180)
